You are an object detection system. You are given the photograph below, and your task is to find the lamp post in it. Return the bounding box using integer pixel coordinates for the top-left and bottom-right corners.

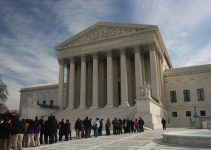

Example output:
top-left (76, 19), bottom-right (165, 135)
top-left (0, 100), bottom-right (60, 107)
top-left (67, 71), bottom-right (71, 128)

top-left (193, 104), bottom-right (198, 118)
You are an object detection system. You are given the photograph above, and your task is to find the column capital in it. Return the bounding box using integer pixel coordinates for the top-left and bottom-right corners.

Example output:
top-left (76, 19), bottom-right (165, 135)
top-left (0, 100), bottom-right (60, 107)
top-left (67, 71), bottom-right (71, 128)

top-left (92, 53), bottom-right (98, 59)
top-left (148, 44), bottom-right (157, 51)
top-left (120, 49), bottom-right (126, 55)
top-left (134, 46), bottom-right (140, 53)
top-left (58, 59), bottom-right (64, 65)
top-left (80, 55), bottom-right (86, 61)
top-left (107, 51), bottom-right (113, 57)
top-left (69, 57), bottom-right (75, 63)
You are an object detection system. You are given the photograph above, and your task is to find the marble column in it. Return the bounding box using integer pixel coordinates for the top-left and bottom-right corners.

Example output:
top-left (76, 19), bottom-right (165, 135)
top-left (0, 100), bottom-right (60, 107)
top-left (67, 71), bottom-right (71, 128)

top-left (91, 53), bottom-right (99, 108)
top-left (80, 55), bottom-right (86, 109)
top-left (66, 63), bottom-right (70, 108)
top-left (150, 49), bottom-right (159, 100)
top-left (120, 50), bottom-right (129, 107)
top-left (68, 58), bottom-right (75, 109)
top-left (57, 59), bottom-right (64, 109)
top-left (134, 47), bottom-right (143, 99)
top-left (106, 51), bottom-right (113, 107)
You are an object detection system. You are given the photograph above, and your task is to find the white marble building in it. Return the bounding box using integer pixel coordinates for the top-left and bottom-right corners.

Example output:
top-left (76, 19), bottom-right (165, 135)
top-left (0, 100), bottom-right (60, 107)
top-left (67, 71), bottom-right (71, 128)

top-left (20, 22), bottom-right (211, 128)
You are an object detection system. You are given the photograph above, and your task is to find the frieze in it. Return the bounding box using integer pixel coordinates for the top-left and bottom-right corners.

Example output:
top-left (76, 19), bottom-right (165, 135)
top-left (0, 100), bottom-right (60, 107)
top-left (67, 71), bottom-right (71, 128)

top-left (57, 22), bottom-right (157, 49)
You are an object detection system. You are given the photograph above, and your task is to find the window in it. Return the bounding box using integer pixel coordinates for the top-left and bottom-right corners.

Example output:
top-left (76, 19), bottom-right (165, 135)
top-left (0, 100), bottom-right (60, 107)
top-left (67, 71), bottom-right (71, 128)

top-left (186, 111), bottom-right (191, 117)
top-left (172, 112), bottom-right (177, 117)
top-left (183, 90), bottom-right (190, 102)
top-left (43, 100), bottom-right (46, 106)
top-left (200, 110), bottom-right (206, 116)
top-left (197, 88), bottom-right (205, 101)
top-left (50, 100), bottom-right (54, 106)
top-left (170, 91), bottom-right (177, 103)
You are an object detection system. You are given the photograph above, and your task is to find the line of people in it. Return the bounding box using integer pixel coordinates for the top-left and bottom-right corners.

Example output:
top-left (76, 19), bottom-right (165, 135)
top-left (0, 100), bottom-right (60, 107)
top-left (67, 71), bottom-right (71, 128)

top-left (0, 113), bottom-right (145, 150)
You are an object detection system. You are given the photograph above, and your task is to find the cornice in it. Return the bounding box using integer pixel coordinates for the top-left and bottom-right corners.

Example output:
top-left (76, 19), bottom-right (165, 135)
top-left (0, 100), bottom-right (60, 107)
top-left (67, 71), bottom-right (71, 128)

top-left (164, 64), bottom-right (211, 76)
top-left (20, 83), bottom-right (67, 92)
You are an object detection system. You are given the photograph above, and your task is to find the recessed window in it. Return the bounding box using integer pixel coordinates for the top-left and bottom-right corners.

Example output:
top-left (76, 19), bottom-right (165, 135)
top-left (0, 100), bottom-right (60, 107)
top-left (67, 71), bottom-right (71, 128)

top-left (186, 111), bottom-right (191, 117)
top-left (183, 90), bottom-right (190, 102)
top-left (170, 91), bottom-right (177, 103)
top-left (50, 100), bottom-right (54, 106)
top-left (43, 100), bottom-right (46, 106)
top-left (197, 88), bottom-right (205, 101)
top-left (200, 110), bottom-right (206, 116)
top-left (172, 112), bottom-right (177, 117)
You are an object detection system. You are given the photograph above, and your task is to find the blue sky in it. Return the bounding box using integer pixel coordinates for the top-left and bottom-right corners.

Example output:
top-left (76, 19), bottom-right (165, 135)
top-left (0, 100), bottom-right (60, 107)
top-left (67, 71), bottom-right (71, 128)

top-left (0, 0), bottom-right (211, 109)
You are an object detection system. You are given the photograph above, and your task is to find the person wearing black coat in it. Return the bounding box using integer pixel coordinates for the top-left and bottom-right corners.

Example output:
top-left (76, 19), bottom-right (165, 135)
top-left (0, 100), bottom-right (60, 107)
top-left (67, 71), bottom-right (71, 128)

top-left (64, 120), bottom-right (71, 141)
top-left (58, 119), bottom-right (65, 141)
top-left (11, 115), bottom-right (23, 150)
top-left (83, 117), bottom-right (89, 138)
top-left (39, 116), bottom-right (45, 144)
top-left (74, 118), bottom-right (81, 139)
top-left (51, 116), bottom-right (58, 143)
top-left (161, 118), bottom-right (167, 130)
top-left (139, 117), bottom-right (144, 132)
top-left (0, 116), bottom-right (10, 150)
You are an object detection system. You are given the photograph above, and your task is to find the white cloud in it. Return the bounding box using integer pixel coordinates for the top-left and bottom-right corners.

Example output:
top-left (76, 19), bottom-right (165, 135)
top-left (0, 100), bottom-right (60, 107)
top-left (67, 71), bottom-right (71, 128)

top-left (132, 0), bottom-right (211, 67)
top-left (53, 0), bottom-right (114, 34)
top-left (185, 41), bottom-right (211, 66)
top-left (0, 0), bottom-right (114, 110)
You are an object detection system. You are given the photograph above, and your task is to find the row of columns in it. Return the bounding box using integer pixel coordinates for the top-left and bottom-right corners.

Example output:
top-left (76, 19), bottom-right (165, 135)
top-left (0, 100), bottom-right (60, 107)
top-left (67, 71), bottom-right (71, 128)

top-left (57, 48), bottom-right (160, 109)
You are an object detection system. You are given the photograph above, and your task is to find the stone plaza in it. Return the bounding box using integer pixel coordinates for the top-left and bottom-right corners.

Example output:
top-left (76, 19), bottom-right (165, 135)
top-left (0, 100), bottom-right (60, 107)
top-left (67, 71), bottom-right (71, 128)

top-left (26, 128), bottom-right (210, 150)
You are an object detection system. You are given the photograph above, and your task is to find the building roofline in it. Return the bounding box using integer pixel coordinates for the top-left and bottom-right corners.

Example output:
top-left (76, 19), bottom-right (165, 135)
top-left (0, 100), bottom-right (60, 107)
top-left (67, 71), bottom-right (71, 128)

top-left (164, 64), bottom-right (211, 76)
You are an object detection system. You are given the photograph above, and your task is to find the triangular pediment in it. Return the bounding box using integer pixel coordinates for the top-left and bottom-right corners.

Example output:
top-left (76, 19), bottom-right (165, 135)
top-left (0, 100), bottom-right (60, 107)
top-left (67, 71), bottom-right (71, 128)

top-left (56, 22), bottom-right (158, 49)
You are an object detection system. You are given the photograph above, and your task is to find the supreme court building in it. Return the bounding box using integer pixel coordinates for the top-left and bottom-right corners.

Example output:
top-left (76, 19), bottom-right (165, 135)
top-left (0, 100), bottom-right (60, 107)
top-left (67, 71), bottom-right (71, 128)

top-left (20, 22), bottom-right (211, 128)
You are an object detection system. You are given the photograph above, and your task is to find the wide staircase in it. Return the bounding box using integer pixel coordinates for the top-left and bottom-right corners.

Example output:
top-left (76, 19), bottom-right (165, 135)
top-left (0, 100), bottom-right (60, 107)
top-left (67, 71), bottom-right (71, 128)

top-left (52, 105), bottom-right (137, 124)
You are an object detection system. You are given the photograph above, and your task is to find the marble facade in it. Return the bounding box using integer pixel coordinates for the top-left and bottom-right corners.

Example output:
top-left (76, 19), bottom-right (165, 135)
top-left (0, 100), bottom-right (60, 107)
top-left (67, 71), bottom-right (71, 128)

top-left (20, 22), bottom-right (211, 128)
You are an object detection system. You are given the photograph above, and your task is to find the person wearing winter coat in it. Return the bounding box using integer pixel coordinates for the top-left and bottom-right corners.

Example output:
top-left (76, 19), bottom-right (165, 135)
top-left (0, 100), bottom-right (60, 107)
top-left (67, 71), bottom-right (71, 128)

top-left (11, 115), bottom-right (23, 150)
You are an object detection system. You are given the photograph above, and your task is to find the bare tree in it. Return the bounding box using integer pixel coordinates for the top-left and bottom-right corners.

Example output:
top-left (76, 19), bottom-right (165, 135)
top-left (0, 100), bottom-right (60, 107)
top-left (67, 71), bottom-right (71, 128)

top-left (0, 76), bottom-right (8, 102)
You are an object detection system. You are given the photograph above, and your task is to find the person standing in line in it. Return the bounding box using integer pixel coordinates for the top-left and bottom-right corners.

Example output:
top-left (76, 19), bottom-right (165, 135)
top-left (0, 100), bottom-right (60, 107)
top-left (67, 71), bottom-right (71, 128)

top-left (27, 119), bottom-right (35, 147)
top-left (139, 117), bottom-right (144, 132)
top-left (39, 116), bottom-right (45, 145)
top-left (34, 116), bottom-right (41, 146)
top-left (94, 118), bottom-right (100, 137)
top-left (112, 117), bottom-right (117, 135)
top-left (88, 119), bottom-right (92, 137)
top-left (74, 118), bottom-right (81, 139)
top-left (105, 118), bottom-right (111, 135)
top-left (134, 119), bottom-right (139, 132)
top-left (0, 115), bottom-right (10, 150)
top-left (118, 119), bottom-right (123, 134)
top-left (11, 115), bottom-right (24, 150)
top-left (161, 118), bottom-right (167, 130)
top-left (126, 117), bottom-right (131, 133)
top-left (122, 119), bottom-right (127, 134)
top-left (99, 119), bottom-right (103, 136)
top-left (64, 119), bottom-right (71, 141)
top-left (58, 119), bottom-right (65, 141)
top-left (52, 116), bottom-right (58, 143)
top-left (83, 117), bottom-right (89, 138)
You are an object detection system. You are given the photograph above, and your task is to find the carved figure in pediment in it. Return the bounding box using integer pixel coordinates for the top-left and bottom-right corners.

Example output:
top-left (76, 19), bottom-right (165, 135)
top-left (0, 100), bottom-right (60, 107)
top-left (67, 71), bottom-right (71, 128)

top-left (68, 25), bottom-right (146, 47)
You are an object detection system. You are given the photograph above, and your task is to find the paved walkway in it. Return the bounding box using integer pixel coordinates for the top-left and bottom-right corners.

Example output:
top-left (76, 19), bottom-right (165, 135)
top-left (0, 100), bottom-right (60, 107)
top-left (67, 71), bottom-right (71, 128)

top-left (26, 128), bottom-right (210, 150)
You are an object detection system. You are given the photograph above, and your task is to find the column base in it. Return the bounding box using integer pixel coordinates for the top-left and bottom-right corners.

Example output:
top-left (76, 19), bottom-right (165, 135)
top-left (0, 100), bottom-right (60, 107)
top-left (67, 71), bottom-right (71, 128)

top-left (90, 106), bottom-right (99, 109)
top-left (78, 106), bottom-right (86, 110)
top-left (119, 103), bottom-right (130, 108)
top-left (104, 104), bottom-right (113, 108)
top-left (66, 106), bottom-right (74, 110)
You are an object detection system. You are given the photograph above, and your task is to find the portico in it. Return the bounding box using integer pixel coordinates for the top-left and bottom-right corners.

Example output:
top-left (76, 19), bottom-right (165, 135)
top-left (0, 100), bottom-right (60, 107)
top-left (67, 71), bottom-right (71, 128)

top-left (56, 22), bottom-right (166, 110)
